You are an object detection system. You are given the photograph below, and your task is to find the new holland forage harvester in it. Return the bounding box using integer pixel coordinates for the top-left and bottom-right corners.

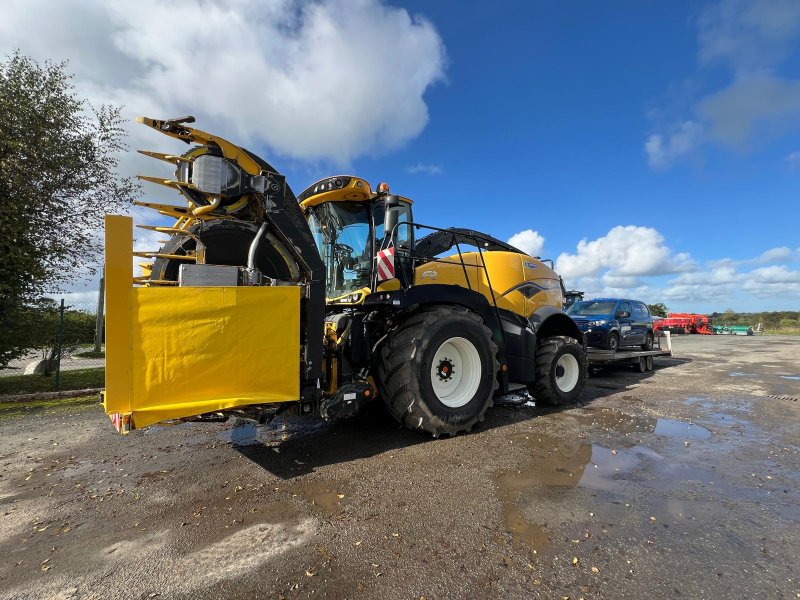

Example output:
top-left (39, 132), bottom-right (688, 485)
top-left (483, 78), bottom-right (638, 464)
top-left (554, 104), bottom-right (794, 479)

top-left (102, 116), bottom-right (587, 437)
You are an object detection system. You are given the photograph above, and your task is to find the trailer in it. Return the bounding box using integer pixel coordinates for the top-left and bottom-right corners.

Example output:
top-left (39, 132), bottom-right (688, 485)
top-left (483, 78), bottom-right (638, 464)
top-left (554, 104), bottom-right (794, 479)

top-left (587, 331), bottom-right (672, 374)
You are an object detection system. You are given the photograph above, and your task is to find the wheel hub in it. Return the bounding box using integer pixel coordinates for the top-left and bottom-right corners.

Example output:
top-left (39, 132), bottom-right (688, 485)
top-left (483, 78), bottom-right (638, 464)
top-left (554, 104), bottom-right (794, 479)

top-left (436, 359), bottom-right (455, 381)
top-left (430, 337), bottom-right (482, 408)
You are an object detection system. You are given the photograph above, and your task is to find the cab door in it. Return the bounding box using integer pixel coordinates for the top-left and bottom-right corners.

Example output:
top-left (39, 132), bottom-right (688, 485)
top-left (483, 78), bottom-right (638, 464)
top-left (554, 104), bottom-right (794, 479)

top-left (632, 302), bottom-right (649, 343)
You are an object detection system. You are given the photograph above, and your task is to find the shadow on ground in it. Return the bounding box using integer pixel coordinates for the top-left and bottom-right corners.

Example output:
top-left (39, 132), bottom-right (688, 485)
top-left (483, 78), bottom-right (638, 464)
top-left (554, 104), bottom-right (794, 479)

top-left (233, 356), bottom-right (691, 479)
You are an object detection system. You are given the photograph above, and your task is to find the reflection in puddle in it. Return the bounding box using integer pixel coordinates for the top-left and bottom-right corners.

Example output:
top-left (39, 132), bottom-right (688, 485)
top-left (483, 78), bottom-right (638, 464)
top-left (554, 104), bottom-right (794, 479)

top-left (496, 412), bottom-right (715, 554)
top-left (496, 432), bottom-right (664, 554)
top-left (728, 371), bottom-right (757, 377)
top-left (780, 375), bottom-right (800, 381)
top-left (215, 417), bottom-right (329, 447)
top-left (654, 419), bottom-right (711, 439)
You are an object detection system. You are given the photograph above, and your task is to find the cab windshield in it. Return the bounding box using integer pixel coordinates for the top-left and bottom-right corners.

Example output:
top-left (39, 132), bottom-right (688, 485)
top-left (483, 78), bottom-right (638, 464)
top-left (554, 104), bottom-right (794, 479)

top-left (307, 202), bottom-right (373, 298)
top-left (566, 301), bottom-right (616, 316)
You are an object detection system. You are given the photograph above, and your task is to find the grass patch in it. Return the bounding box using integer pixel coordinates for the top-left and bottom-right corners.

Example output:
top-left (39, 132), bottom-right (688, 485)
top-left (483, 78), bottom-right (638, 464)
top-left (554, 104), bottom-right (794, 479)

top-left (764, 328), bottom-right (800, 335)
top-left (73, 350), bottom-right (105, 359)
top-left (0, 395), bottom-right (99, 420)
top-left (0, 368), bottom-right (104, 395)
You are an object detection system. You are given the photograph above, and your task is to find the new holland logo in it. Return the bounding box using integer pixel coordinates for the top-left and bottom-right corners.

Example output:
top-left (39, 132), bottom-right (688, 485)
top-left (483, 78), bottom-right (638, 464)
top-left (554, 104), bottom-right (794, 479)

top-left (376, 247), bottom-right (395, 282)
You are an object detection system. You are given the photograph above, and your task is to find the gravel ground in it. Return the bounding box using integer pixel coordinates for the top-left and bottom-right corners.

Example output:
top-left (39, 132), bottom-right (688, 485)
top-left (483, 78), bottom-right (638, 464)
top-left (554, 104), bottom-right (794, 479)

top-left (1, 335), bottom-right (798, 599)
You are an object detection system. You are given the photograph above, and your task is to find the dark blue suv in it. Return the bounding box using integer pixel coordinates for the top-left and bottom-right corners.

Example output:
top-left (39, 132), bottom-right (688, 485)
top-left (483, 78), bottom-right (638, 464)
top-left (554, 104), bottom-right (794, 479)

top-left (566, 298), bottom-right (654, 351)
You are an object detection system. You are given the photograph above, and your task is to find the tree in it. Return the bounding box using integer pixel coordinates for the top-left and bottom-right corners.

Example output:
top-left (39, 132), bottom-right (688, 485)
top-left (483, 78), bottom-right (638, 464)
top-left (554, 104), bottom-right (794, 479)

top-left (648, 303), bottom-right (668, 317)
top-left (0, 52), bottom-right (137, 366)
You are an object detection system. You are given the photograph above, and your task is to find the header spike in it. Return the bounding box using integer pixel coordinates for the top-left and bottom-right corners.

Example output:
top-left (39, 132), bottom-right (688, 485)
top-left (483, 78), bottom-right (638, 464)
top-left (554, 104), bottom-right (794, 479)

top-left (137, 150), bottom-right (192, 165)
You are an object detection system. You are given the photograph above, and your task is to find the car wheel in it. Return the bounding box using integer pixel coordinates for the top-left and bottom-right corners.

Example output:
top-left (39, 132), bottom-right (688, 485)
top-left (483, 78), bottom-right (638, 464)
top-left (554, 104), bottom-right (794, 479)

top-left (607, 331), bottom-right (619, 351)
top-left (641, 332), bottom-right (653, 351)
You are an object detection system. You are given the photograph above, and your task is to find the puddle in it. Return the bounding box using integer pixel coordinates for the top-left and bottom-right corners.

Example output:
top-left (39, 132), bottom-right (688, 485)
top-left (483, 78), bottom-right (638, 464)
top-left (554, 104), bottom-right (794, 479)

top-left (496, 434), bottom-right (662, 553)
top-left (728, 371), bottom-right (758, 377)
top-left (556, 406), bottom-right (656, 435)
top-left (779, 375), bottom-right (800, 381)
top-left (215, 417), bottom-right (329, 447)
top-left (654, 419), bottom-right (711, 440)
top-left (287, 479), bottom-right (346, 516)
top-left (217, 422), bottom-right (263, 446)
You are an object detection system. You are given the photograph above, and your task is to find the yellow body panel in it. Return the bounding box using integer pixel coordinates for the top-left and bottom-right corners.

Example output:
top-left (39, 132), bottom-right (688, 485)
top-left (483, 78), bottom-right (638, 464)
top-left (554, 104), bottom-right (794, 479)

top-left (413, 251), bottom-right (562, 318)
top-left (299, 177), bottom-right (374, 208)
top-left (103, 215), bottom-right (300, 432)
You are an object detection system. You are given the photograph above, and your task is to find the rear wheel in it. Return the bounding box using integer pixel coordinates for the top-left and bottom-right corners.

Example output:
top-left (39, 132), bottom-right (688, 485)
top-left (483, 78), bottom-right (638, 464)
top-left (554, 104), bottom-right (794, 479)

top-left (528, 337), bottom-right (587, 407)
top-left (641, 332), bottom-right (653, 351)
top-left (376, 307), bottom-right (499, 437)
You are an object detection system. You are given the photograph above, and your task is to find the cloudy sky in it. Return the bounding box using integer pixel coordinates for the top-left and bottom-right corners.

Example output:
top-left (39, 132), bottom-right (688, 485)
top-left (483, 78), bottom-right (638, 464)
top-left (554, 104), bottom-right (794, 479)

top-left (2, 0), bottom-right (799, 311)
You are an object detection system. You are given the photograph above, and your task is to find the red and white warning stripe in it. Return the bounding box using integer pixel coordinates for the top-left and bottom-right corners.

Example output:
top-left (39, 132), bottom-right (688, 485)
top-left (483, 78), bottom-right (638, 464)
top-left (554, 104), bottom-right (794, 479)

top-left (376, 247), bottom-right (395, 282)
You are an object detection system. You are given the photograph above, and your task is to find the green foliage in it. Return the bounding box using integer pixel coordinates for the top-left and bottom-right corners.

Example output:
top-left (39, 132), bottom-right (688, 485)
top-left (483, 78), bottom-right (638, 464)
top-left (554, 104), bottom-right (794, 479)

top-left (8, 299), bottom-right (97, 375)
top-left (0, 52), bottom-right (137, 366)
top-left (0, 395), bottom-right (98, 421)
top-left (648, 303), bottom-right (668, 317)
top-left (709, 310), bottom-right (800, 332)
top-left (0, 368), bottom-right (104, 396)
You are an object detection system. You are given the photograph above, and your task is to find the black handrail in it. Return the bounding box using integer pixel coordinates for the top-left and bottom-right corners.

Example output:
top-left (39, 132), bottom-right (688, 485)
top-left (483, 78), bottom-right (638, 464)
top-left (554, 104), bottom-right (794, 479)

top-left (379, 221), bottom-right (507, 345)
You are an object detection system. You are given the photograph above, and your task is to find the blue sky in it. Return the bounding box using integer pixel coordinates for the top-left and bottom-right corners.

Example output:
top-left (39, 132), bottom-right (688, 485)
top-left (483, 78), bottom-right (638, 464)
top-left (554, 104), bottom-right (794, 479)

top-left (2, 0), bottom-right (799, 311)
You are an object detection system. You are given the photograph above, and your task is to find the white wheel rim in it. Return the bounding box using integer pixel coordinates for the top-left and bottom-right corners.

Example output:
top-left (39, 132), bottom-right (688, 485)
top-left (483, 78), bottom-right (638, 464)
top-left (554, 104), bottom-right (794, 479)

top-left (430, 336), bottom-right (482, 408)
top-left (554, 353), bottom-right (580, 393)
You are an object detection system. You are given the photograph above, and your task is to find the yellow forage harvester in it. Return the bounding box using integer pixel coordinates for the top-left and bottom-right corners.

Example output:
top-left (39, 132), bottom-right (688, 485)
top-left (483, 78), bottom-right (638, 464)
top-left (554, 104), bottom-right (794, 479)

top-left (103, 116), bottom-right (586, 437)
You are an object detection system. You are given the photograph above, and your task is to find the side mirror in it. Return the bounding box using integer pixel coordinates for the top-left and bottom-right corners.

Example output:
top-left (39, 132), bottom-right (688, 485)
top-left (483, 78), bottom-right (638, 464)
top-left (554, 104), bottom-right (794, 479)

top-left (383, 195), bottom-right (401, 241)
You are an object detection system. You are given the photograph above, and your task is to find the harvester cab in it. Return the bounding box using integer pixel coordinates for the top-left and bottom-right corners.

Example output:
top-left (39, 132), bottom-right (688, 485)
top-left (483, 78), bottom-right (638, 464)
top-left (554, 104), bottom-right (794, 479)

top-left (102, 117), bottom-right (587, 437)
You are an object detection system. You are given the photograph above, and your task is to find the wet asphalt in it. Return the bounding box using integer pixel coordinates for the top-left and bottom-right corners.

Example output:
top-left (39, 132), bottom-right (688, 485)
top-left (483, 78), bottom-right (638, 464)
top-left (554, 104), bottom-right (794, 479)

top-left (1, 335), bottom-right (798, 599)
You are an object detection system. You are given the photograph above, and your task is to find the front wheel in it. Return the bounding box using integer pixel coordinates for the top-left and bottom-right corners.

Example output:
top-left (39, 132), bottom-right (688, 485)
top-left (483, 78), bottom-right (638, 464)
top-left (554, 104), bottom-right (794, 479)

top-left (528, 337), bottom-right (587, 407)
top-left (607, 331), bottom-right (619, 351)
top-left (376, 307), bottom-right (499, 437)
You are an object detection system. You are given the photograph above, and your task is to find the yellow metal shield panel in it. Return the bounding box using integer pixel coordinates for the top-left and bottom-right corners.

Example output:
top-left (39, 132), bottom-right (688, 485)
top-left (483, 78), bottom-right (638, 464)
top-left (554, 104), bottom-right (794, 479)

top-left (102, 215), bottom-right (300, 431)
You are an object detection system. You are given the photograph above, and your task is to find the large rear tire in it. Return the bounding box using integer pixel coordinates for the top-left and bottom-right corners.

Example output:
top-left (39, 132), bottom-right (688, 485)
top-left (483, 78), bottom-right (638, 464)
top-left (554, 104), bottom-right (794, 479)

top-left (528, 337), bottom-right (587, 407)
top-left (150, 219), bottom-right (300, 283)
top-left (376, 307), bottom-right (499, 437)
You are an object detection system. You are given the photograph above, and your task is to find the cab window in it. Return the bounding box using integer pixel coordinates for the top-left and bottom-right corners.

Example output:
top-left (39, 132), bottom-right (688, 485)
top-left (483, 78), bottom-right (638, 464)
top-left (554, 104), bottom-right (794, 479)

top-left (374, 202), bottom-right (413, 249)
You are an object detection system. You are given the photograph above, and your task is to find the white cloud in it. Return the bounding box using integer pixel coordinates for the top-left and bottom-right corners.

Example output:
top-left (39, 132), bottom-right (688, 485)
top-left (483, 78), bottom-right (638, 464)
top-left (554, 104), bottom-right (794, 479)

top-left (0, 0), bottom-right (446, 166)
top-left (508, 229), bottom-right (545, 257)
top-left (646, 0), bottom-right (800, 169)
top-left (785, 151), bottom-right (800, 170)
top-left (755, 246), bottom-right (793, 263)
top-left (645, 121), bottom-right (704, 169)
top-left (557, 230), bottom-right (799, 309)
top-left (697, 0), bottom-right (800, 72)
top-left (697, 74), bottom-right (800, 148)
top-left (748, 265), bottom-right (800, 283)
top-left (743, 265), bottom-right (800, 297)
top-left (556, 225), bottom-right (695, 279)
top-left (601, 273), bottom-right (643, 289)
top-left (407, 162), bottom-right (443, 175)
